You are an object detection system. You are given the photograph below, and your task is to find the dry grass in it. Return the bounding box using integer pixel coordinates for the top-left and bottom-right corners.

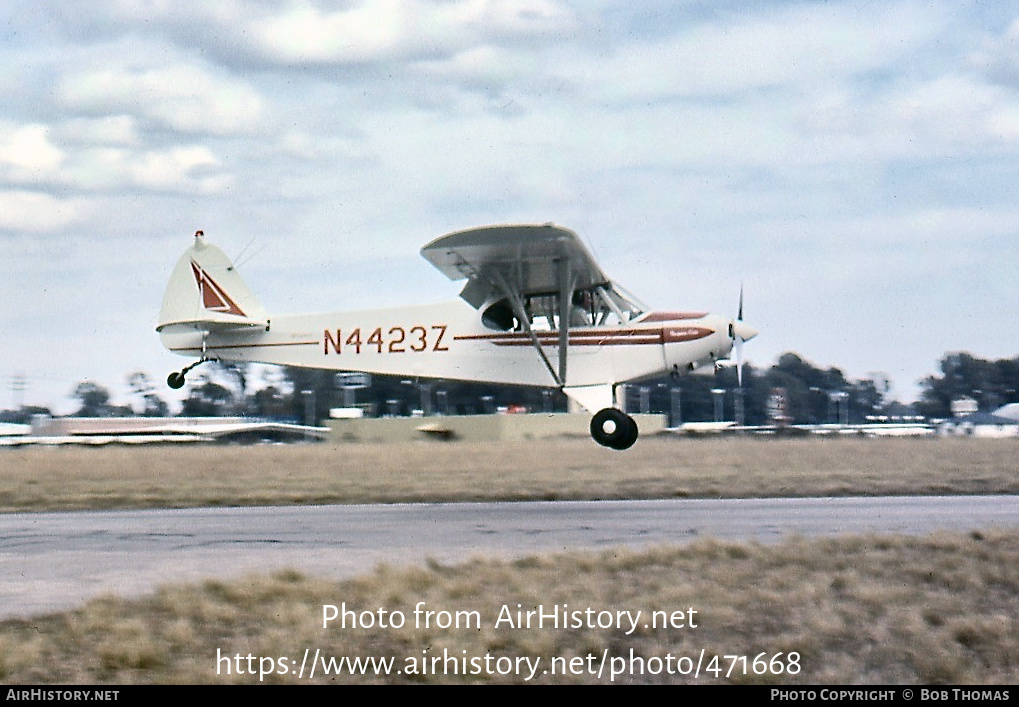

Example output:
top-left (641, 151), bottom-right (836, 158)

top-left (1, 530), bottom-right (1016, 684)
top-left (1, 436), bottom-right (1017, 513)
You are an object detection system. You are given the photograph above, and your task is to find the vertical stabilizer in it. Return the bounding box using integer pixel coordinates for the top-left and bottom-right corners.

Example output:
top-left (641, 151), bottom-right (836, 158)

top-left (157, 231), bottom-right (269, 333)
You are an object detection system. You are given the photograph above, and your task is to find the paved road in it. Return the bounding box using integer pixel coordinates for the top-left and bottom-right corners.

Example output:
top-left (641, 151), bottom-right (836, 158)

top-left (1, 495), bottom-right (1016, 618)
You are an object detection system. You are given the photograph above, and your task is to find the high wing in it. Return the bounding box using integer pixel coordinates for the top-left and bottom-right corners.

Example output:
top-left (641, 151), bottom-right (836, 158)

top-left (421, 224), bottom-right (644, 388)
top-left (421, 223), bottom-right (610, 302)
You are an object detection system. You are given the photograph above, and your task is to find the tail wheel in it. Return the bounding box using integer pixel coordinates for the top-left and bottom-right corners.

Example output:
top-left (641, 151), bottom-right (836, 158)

top-left (590, 408), bottom-right (639, 450)
top-left (166, 356), bottom-right (217, 390)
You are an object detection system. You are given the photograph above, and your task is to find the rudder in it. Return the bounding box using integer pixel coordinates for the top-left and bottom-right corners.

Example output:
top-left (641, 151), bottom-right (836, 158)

top-left (157, 230), bottom-right (269, 343)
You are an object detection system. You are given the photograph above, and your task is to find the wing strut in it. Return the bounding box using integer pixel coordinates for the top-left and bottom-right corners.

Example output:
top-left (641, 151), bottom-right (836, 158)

top-left (556, 257), bottom-right (576, 388)
top-left (490, 270), bottom-right (563, 387)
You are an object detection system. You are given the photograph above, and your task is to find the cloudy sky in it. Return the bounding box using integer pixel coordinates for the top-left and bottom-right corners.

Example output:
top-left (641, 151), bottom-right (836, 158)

top-left (2, 0), bottom-right (1017, 414)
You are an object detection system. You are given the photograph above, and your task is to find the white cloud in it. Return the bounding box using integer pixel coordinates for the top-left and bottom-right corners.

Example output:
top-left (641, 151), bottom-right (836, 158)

top-left (792, 73), bottom-right (1019, 167)
top-left (465, 0), bottom-right (573, 39)
top-left (416, 44), bottom-right (539, 93)
top-left (0, 116), bottom-right (231, 195)
top-left (0, 124), bottom-right (65, 175)
top-left (0, 117), bottom-right (230, 195)
top-left (129, 146), bottom-right (230, 192)
top-left (63, 145), bottom-right (231, 193)
top-left (248, 0), bottom-right (575, 65)
top-left (969, 16), bottom-right (1019, 88)
top-left (0, 190), bottom-right (86, 232)
top-left (573, 2), bottom-right (949, 102)
top-left (987, 106), bottom-right (1019, 141)
top-left (59, 62), bottom-right (266, 136)
top-left (889, 74), bottom-right (1019, 151)
top-left (56, 115), bottom-right (140, 147)
top-left (252, 0), bottom-right (406, 63)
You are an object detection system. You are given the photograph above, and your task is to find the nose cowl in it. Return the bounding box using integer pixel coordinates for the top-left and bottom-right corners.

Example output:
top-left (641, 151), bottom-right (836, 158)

top-left (732, 320), bottom-right (758, 342)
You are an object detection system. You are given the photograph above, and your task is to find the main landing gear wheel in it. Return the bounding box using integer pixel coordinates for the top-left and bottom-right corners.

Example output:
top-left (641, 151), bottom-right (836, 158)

top-left (590, 408), bottom-right (639, 450)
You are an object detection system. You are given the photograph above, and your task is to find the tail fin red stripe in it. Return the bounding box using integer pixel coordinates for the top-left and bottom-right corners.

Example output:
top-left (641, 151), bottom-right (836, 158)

top-left (190, 260), bottom-right (246, 317)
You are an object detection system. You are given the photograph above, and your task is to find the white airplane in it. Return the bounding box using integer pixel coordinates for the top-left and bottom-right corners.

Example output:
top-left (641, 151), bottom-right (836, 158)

top-left (157, 225), bottom-right (757, 449)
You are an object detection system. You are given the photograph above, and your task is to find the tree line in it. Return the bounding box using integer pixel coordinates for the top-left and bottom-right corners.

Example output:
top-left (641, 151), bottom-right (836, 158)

top-left (2, 351), bottom-right (1016, 426)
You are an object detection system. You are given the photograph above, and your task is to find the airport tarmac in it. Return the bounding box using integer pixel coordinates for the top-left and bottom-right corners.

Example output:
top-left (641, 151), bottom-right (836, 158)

top-left (2, 495), bottom-right (1017, 618)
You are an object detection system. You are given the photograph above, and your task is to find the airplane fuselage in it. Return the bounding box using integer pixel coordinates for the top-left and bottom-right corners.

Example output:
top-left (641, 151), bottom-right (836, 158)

top-left (160, 299), bottom-right (735, 389)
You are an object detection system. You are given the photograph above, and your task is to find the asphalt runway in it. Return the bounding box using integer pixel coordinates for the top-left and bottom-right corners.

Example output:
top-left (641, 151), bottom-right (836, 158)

top-left (2, 495), bottom-right (1017, 619)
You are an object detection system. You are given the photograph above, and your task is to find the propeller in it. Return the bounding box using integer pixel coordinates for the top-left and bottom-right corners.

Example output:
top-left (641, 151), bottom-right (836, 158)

top-left (728, 284), bottom-right (757, 387)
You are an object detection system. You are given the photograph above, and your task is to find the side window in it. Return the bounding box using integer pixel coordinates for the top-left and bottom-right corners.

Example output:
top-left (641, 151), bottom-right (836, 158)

top-left (482, 300), bottom-right (516, 331)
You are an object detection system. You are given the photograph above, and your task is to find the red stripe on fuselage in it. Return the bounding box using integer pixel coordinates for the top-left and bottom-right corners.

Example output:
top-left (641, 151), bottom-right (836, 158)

top-left (454, 326), bottom-right (713, 346)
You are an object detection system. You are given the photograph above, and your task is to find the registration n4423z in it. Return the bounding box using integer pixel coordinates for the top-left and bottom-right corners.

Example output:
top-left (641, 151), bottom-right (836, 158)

top-left (323, 325), bottom-right (448, 355)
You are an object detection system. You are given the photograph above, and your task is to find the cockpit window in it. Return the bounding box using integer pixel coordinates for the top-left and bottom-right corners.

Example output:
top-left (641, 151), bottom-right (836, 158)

top-left (480, 285), bottom-right (644, 332)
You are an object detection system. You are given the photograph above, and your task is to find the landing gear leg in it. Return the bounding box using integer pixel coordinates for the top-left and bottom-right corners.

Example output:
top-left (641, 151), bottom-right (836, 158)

top-left (590, 408), bottom-right (639, 450)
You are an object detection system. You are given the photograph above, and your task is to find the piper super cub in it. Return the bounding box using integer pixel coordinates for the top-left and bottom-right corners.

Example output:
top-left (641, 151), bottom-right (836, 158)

top-left (157, 224), bottom-right (757, 449)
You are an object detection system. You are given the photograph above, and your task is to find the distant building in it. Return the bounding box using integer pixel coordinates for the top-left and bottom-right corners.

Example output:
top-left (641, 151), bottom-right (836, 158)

top-left (950, 396), bottom-right (979, 416)
top-left (994, 403), bottom-right (1019, 422)
top-left (766, 387), bottom-right (792, 427)
top-left (1, 416), bottom-right (327, 446)
top-left (0, 422), bottom-right (31, 437)
top-left (939, 412), bottom-right (1019, 438)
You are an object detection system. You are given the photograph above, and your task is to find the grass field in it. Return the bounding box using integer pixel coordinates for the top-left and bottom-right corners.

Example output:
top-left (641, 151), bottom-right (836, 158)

top-left (1, 436), bottom-right (1016, 684)
top-left (1, 436), bottom-right (1017, 512)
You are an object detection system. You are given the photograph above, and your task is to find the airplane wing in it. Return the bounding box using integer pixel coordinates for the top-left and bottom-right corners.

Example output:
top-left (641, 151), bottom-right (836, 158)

top-left (422, 224), bottom-right (639, 388)
top-left (421, 224), bottom-right (611, 308)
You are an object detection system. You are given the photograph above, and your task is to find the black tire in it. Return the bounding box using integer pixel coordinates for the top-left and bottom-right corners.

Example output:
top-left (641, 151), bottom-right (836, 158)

top-left (615, 414), bottom-right (639, 450)
top-left (590, 408), bottom-right (639, 450)
top-left (167, 372), bottom-right (186, 389)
